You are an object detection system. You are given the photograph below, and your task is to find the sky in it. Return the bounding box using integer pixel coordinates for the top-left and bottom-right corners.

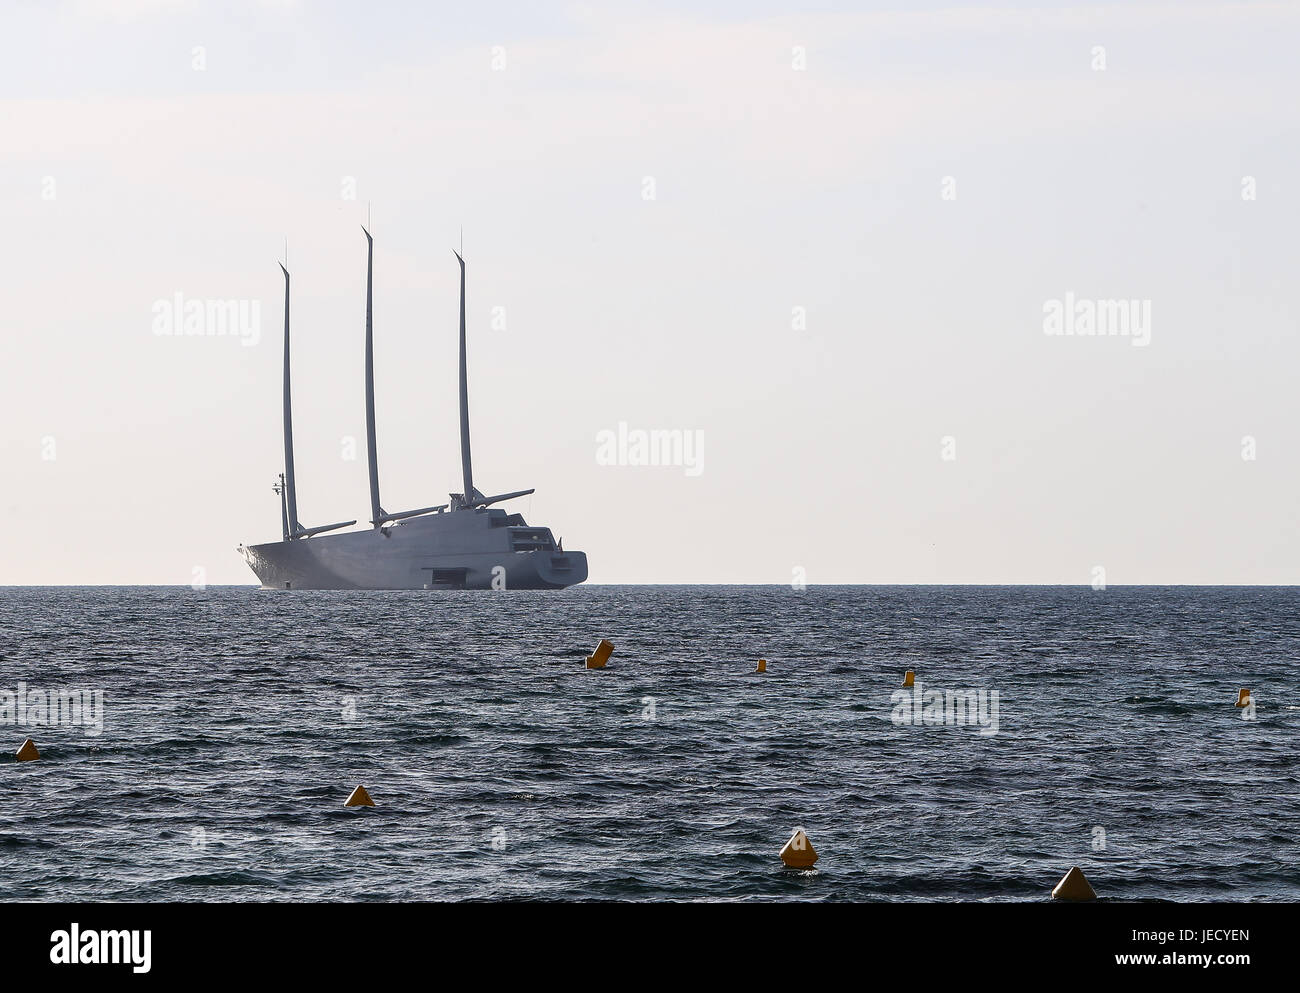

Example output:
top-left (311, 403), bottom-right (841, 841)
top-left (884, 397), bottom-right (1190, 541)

top-left (1, 0), bottom-right (1297, 585)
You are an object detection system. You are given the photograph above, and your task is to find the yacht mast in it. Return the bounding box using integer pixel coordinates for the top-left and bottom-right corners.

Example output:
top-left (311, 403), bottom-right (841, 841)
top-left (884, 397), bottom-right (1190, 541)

top-left (455, 249), bottom-right (474, 505)
top-left (279, 264), bottom-right (301, 535)
top-left (276, 262), bottom-right (357, 541)
top-left (363, 226), bottom-right (384, 526)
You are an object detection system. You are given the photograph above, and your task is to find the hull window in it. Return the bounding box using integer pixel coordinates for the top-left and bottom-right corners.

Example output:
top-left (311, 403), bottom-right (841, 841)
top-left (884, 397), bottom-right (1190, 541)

top-left (509, 528), bottom-right (555, 552)
top-left (423, 567), bottom-right (468, 589)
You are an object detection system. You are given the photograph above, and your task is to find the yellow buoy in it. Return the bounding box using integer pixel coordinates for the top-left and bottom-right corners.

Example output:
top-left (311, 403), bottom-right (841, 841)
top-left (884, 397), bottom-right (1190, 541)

top-left (780, 829), bottom-right (819, 869)
top-left (756, 658), bottom-right (767, 673)
top-left (903, 670), bottom-right (915, 688)
top-left (344, 785), bottom-right (375, 807)
top-left (1051, 865), bottom-right (1097, 901)
top-left (15, 739), bottom-right (39, 762)
top-left (586, 639), bottom-right (614, 669)
top-left (1235, 688), bottom-right (1251, 707)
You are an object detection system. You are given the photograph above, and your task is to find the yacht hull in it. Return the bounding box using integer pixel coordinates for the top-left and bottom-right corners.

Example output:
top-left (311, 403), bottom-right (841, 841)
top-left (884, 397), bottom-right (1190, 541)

top-left (238, 509), bottom-right (587, 590)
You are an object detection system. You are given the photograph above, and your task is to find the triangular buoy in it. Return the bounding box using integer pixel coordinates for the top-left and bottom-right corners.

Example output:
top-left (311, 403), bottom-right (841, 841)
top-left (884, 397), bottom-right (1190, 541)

top-left (344, 785), bottom-right (374, 807)
top-left (1235, 688), bottom-right (1251, 707)
top-left (780, 829), bottom-right (818, 869)
top-left (586, 639), bottom-right (614, 669)
top-left (756, 658), bottom-right (767, 673)
top-left (1051, 865), bottom-right (1097, 901)
top-left (903, 670), bottom-right (915, 687)
top-left (15, 739), bottom-right (39, 762)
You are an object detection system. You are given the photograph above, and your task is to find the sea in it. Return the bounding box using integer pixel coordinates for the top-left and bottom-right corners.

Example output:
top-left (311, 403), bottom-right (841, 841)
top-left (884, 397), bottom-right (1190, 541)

top-left (1, 585), bottom-right (1296, 902)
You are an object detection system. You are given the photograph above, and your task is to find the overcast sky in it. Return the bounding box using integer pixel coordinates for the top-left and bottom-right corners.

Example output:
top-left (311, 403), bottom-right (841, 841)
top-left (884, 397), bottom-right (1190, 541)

top-left (1, 0), bottom-right (1297, 585)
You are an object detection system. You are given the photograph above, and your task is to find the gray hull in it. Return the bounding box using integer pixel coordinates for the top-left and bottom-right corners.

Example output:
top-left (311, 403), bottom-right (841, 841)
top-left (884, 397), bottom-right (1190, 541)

top-left (238, 507), bottom-right (587, 590)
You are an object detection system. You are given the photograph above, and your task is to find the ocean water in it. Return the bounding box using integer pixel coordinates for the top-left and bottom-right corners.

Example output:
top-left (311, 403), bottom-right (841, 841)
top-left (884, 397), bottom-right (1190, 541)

top-left (1, 585), bottom-right (1296, 903)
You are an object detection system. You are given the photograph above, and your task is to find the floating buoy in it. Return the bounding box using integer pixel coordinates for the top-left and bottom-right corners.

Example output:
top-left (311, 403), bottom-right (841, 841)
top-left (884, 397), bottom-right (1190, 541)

top-left (780, 829), bottom-right (818, 869)
top-left (903, 670), bottom-right (915, 688)
top-left (344, 785), bottom-right (374, 807)
top-left (756, 659), bottom-right (767, 673)
top-left (1051, 865), bottom-right (1096, 901)
top-left (1235, 689), bottom-right (1251, 707)
top-left (586, 639), bottom-right (614, 669)
top-left (15, 739), bottom-right (39, 762)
